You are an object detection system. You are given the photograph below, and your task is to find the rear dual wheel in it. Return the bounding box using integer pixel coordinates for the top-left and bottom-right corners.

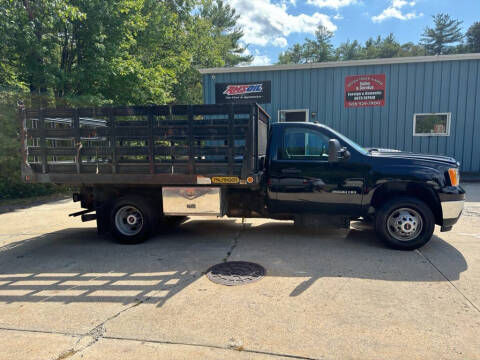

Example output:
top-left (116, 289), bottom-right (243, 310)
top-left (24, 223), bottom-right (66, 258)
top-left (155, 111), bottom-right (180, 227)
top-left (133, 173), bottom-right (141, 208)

top-left (109, 196), bottom-right (188, 244)
top-left (110, 196), bottom-right (156, 244)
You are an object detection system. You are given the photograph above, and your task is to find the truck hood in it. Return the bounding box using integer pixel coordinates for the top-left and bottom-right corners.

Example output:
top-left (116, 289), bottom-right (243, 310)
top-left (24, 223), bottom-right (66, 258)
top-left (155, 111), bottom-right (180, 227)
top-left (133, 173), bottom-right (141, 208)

top-left (369, 149), bottom-right (459, 167)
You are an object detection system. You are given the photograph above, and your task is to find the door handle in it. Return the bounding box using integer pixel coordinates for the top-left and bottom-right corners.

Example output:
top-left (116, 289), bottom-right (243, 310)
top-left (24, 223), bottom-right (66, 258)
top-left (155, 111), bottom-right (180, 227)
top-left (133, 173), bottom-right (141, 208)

top-left (281, 168), bottom-right (302, 174)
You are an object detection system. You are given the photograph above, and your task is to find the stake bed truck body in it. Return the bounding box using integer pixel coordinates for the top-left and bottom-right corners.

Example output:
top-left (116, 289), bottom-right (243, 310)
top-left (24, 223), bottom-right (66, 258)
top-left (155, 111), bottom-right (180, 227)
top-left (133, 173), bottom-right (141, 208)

top-left (20, 103), bottom-right (465, 250)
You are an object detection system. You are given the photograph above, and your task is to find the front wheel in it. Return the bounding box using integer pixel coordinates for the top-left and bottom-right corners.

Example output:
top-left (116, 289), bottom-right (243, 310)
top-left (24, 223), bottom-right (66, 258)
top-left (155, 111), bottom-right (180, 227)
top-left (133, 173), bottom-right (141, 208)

top-left (375, 196), bottom-right (435, 250)
top-left (110, 196), bottom-right (156, 244)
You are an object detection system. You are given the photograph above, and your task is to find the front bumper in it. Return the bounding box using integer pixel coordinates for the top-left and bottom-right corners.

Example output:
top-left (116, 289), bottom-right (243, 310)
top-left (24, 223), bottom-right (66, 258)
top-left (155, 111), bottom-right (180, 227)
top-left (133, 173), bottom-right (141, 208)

top-left (441, 200), bottom-right (464, 223)
top-left (439, 186), bottom-right (465, 229)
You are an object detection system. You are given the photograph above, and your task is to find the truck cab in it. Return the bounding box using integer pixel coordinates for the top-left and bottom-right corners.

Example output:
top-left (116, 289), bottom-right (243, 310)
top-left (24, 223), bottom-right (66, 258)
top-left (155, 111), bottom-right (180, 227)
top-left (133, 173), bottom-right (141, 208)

top-left (265, 122), bottom-right (465, 250)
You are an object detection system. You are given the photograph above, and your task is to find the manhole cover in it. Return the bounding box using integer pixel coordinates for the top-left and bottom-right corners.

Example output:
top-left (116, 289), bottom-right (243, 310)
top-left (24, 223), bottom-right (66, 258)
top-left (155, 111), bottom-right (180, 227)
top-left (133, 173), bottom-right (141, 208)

top-left (206, 261), bottom-right (265, 286)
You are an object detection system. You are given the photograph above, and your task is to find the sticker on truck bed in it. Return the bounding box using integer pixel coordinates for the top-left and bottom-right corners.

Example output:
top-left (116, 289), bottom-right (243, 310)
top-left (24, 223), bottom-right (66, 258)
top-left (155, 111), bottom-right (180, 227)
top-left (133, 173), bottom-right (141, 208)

top-left (197, 176), bottom-right (212, 185)
top-left (211, 176), bottom-right (240, 184)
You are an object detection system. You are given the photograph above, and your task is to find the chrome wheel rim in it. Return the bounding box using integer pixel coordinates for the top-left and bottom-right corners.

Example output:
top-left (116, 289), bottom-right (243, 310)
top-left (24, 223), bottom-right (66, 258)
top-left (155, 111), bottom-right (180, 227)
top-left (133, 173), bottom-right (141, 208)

top-left (387, 207), bottom-right (423, 242)
top-left (114, 205), bottom-right (144, 236)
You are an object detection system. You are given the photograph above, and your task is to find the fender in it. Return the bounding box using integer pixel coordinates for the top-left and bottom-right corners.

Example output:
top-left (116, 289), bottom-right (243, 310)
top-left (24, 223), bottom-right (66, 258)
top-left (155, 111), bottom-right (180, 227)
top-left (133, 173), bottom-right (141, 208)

top-left (364, 164), bottom-right (445, 224)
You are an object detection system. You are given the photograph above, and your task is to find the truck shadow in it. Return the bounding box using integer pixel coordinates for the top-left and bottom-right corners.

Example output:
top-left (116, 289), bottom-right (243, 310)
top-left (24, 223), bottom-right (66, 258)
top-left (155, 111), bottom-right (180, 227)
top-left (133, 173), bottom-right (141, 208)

top-left (236, 220), bottom-right (468, 296)
top-left (0, 218), bottom-right (468, 305)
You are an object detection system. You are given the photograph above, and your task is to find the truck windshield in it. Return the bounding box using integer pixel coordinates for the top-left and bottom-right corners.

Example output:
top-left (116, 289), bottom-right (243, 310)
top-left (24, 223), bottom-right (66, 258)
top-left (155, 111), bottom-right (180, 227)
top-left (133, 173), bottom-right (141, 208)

top-left (327, 127), bottom-right (369, 155)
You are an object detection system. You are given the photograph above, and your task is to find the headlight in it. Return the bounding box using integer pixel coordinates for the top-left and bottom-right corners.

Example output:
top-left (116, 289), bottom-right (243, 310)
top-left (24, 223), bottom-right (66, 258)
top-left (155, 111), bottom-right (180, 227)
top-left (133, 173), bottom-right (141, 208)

top-left (448, 168), bottom-right (460, 186)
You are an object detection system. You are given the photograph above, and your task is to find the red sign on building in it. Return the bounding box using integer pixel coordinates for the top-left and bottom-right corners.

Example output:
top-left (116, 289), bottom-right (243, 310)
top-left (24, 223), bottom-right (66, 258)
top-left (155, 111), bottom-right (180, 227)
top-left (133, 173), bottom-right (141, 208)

top-left (345, 74), bottom-right (386, 108)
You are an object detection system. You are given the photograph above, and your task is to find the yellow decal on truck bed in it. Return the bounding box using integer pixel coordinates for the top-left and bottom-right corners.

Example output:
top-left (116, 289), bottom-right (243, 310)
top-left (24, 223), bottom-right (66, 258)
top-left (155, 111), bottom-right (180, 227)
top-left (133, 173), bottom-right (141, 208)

top-left (211, 176), bottom-right (240, 184)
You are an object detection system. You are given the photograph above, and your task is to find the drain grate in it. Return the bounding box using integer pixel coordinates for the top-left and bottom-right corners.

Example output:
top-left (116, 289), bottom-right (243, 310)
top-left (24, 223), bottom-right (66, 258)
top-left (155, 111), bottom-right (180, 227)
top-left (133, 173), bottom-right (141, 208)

top-left (206, 261), bottom-right (265, 286)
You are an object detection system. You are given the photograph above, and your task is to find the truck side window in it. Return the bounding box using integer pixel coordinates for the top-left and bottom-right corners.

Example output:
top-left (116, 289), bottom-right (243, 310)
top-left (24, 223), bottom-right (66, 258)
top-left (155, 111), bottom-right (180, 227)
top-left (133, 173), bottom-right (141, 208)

top-left (281, 128), bottom-right (330, 160)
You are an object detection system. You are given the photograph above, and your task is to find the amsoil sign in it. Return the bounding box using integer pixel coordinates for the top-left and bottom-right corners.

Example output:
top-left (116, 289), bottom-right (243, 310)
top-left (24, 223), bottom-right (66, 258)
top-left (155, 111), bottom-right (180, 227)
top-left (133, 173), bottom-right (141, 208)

top-left (215, 81), bottom-right (271, 104)
top-left (345, 74), bottom-right (386, 108)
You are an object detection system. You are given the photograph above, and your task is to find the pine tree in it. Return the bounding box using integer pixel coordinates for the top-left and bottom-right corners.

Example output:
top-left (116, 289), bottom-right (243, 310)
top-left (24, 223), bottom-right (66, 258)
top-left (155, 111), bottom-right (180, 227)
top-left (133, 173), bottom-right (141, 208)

top-left (466, 22), bottom-right (480, 53)
top-left (278, 44), bottom-right (305, 64)
top-left (302, 26), bottom-right (335, 63)
top-left (421, 14), bottom-right (464, 55)
top-left (336, 40), bottom-right (363, 61)
top-left (200, 0), bottom-right (252, 66)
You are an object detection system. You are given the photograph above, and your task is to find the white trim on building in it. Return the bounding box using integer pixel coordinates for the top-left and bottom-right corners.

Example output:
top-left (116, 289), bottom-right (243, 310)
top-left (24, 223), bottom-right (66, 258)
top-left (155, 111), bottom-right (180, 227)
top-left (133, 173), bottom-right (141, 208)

top-left (199, 54), bottom-right (480, 75)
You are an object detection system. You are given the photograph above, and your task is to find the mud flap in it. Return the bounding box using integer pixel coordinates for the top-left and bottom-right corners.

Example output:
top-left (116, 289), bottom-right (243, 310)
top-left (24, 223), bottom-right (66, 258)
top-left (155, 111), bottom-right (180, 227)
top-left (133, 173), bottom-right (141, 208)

top-left (95, 206), bottom-right (109, 235)
top-left (294, 214), bottom-right (350, 229)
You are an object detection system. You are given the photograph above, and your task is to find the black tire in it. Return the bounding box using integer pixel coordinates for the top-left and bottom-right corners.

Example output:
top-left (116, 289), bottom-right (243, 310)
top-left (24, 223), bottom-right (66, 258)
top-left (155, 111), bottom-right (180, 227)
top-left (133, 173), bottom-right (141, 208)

top-left (375, 196), bottom-right (435, 250)
top-left (110, 196), bottom-right (157, 244)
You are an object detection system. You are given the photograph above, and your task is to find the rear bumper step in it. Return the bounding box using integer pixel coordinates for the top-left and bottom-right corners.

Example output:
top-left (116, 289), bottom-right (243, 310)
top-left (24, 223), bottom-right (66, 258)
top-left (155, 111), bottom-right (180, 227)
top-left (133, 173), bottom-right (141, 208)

top-left (69, 209), bottom-right (92, 217)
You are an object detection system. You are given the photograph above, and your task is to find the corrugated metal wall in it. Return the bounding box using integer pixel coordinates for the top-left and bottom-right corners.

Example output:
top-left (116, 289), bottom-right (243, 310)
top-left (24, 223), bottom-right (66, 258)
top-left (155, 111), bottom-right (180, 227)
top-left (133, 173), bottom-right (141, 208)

top-left (203, 59), bottom-right (480, 172)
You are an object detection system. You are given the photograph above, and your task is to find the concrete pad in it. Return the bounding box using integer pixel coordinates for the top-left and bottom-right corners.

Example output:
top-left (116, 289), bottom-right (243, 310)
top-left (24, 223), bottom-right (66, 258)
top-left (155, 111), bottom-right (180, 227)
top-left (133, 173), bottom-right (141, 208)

top-left (0, 184), bottom-right (479, 359)
top-left (419, 185), bottom-right (480, 310)
top-left (0, 218), bottom-right (238, 334)
top-left (70, 337), bottom-right (291, 360)
top-left (105, 219), bottom-right (479, 360)
top-left (0, 198), bottom-right (84, 237)
top-left (0, 329), bottom-right (79, 360)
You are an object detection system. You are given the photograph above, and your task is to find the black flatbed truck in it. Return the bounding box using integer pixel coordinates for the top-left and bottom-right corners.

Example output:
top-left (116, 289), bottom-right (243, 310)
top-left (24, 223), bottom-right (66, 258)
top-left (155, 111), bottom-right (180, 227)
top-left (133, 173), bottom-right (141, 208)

top-left (20, 103), bottom-right (465, 250)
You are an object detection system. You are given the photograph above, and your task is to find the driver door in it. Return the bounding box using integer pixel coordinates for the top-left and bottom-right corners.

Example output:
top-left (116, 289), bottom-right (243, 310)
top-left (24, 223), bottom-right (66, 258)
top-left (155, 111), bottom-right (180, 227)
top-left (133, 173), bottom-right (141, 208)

top-left (267, 126), bottom-right (364, 215)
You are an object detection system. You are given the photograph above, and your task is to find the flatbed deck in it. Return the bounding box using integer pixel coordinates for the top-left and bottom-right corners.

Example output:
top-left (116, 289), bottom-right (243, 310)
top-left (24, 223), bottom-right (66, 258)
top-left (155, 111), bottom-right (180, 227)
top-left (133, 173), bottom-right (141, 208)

top-left (20, 103), bottom-right (269, 185)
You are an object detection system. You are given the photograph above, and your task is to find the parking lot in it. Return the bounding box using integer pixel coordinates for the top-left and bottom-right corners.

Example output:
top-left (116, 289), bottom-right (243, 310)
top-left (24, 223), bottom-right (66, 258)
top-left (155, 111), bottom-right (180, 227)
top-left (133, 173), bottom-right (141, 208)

top-left (0, 184), bottom-right (479, 360)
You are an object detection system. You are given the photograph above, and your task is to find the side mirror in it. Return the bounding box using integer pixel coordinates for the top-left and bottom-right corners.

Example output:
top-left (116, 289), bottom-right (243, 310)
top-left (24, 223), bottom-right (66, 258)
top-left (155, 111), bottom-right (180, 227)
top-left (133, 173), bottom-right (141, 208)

top-left (328, 139), bottom-right (350, 163)
top-left (328, 139), bottom-right (341, 163)
top-left (258, 155), bottom-right (266, 170)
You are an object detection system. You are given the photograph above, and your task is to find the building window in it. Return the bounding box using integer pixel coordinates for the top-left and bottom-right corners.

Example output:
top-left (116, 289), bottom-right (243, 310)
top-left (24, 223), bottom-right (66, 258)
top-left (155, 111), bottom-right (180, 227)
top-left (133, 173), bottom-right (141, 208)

top-left (413, 113), bottom-right (451, 136)
top-left (279, 109), bottom-right (309, 122)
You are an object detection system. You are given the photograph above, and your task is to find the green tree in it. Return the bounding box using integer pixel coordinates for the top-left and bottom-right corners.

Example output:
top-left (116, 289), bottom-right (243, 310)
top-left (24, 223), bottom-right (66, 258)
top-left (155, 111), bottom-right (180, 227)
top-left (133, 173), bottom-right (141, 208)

top-left (0, 0), bottom-right (168, 106)
top-left (277, 26), bottom-right (334, 64)
top-left (0, 0), bottom-right (250, 199)
top-left (377, 34), bottom-right (402, 58)
top-left (362, 36), bottom-right (382, 59)
top-left (398, 42), bottom-right (427, 57)
top-left (173, 0), bottom-right (252, 103)
top-left (361, 34), bottom-right (402, 59)
top-left (466, 22), bottom-right (480, 53)
top-left (302, 26), bottom-right (335, 63)
top-left (421, 14), bottom-right (464, 55)
top-left (200, 0), bottom-right (252, 67)
top-left (278, 44), bottom-right (306, 64)
top-left (0, 0), bottom-right (249, 107)
top-left (336, 40), bottom-right (363, 61)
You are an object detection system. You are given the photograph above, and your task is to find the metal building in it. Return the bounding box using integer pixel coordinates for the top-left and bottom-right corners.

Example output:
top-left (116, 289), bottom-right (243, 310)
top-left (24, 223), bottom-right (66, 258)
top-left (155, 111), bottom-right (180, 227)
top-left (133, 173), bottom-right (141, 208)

top-left (200, 54), bottom-right (480, 173)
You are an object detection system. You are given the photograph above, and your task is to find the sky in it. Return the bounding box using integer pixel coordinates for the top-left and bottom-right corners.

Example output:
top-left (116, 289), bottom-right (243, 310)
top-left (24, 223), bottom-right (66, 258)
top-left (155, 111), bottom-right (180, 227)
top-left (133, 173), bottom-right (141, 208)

top-left (226, 0), bottom-right (480, 66)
